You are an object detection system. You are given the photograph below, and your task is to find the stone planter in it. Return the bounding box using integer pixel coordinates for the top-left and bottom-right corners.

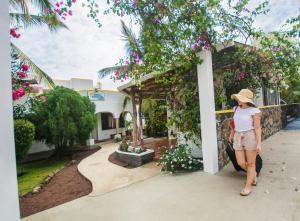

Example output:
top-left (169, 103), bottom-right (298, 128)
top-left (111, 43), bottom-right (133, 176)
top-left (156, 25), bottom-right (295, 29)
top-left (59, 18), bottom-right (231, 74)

top-left (115, 149), bottom-right (155, 167)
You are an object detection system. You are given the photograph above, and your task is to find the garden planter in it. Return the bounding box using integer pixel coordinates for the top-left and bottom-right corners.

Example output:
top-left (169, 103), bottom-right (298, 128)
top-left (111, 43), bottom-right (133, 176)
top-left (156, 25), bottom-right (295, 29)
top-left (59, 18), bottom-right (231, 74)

top-left (115, 149), bottom-right (154, 167)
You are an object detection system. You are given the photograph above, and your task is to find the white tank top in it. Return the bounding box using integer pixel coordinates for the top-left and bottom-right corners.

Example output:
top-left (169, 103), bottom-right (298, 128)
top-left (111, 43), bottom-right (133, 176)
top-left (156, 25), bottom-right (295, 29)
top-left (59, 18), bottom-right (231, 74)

top-left (233, 106), bottom-right (261, 132)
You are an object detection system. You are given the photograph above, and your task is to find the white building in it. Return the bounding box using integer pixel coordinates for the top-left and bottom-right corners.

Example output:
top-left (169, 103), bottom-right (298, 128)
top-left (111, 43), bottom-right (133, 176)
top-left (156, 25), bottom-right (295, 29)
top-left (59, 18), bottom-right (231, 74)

top-left (53, 78), bottom-right (133, 142)
top-left (27, 78), bottom-right (133, 154)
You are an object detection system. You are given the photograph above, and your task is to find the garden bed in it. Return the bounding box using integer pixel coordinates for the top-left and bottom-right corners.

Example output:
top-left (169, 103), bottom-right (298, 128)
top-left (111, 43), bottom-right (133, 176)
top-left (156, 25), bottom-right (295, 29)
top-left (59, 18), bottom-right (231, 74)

top-left (115, 149), bottom-right (154, 167)
top-left (19, 147), bottom-right (100, 218)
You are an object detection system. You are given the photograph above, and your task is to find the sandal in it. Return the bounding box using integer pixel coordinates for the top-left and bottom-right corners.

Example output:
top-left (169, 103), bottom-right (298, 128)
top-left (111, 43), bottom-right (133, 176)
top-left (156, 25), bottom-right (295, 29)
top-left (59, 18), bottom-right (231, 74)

top-left (240, 188), bottom-right (252, 196)
top-left (252, 176), bottom-right (258, 186)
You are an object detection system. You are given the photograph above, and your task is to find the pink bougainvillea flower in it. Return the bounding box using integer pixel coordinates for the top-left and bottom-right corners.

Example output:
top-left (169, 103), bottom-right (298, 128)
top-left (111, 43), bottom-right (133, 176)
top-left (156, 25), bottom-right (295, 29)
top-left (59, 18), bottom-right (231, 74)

top-left (123, 66), bottom-right (127, 71)
top-left (72, 0), bottom-right (76, 3)
top-left (12, 91), bottom-right (19, 100)
top-left (55, 2), bottom-right (60, 7)
top-left (17, 87), bottom-right (25, 97)
top-left (21, 63), bottom-right (30, 71)
top-left (44, 8), bottom-right (49, 14)
top-left (10, 28), bottom-right (16, 35)
top-left (68, 10), bottom-right (73, 16)
top-left (25, 82), bottom-right (30, 87)
top-left (125, 60), bottom-right (130, 65)
top-left (238, 71), bottom-right (246, 80)
top-left (17, 71), bottom-right (27, 78)
top-left (54, 8), bottom-right (61, 13)
top-left (62, 16), bottom-right (66, 20)
top-left (10, 28), bottom-right (21, 38)
top-left (192, 43), bottom-right (198, 51)
top-left (115, 70), bottom-right (120, 76)
top-left (40, 95), bottom-right (46, 103)
top-left (60, 1), bottom-right (64, 5)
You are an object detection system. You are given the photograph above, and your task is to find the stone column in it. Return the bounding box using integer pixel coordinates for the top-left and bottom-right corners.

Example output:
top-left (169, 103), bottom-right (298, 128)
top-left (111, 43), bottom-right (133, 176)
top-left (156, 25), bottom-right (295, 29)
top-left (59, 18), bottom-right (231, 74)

top-left (196, 50), bottom-right (219, 174)
top-left (0, 2), bottom-right (21, 220)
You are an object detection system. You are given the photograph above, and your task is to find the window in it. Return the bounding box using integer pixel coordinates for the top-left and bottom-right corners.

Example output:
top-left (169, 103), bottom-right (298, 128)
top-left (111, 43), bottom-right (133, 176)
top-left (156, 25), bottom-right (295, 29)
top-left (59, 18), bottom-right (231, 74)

top-left (101, 113), bottom-right (116, 130)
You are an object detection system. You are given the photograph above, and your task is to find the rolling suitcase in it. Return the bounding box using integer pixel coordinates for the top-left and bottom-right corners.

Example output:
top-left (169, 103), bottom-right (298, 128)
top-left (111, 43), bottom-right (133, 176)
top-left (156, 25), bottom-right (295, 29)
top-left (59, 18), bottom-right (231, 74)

top-left (225, 141), bottom-right (263, 176)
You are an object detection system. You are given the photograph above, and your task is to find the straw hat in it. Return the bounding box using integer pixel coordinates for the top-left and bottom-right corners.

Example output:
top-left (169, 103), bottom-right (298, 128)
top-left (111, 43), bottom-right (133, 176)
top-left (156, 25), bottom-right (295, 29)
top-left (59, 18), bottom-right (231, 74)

top-left (231, 89), bottom-right (255, 105)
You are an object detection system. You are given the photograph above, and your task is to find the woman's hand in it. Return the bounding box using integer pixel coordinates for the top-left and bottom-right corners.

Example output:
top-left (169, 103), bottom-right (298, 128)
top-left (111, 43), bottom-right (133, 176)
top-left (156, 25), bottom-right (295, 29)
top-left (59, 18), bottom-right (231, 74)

top-left (256, 144), bottom-right (262, 155)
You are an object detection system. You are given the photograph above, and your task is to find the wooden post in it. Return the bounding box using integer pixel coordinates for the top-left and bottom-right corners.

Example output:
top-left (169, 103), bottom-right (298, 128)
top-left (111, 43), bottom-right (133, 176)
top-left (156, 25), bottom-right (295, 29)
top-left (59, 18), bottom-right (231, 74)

top-left (137, 93), bottom-right (143, 145)
top-left (131, 90), bottom-right (138, 147)
top-left (196, 50), bottom-right (219, 174)
top-left (0, 2), bottom-right (21, 220)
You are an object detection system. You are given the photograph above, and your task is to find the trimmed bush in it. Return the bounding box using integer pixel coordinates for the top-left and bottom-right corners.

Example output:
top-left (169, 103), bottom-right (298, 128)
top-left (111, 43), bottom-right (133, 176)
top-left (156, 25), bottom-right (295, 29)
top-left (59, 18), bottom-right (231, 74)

top-left (158, 144), bottom-right (203, 173)
top-left (14, 119), bottom-right (35, 161)
top-left (29, 86), bottom-right (96, 157)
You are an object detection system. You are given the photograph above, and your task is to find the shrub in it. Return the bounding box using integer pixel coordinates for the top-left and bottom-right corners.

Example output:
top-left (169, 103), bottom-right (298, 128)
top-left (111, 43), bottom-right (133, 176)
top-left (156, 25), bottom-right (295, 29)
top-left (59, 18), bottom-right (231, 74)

top-left (29, 86), bottom-right (96, 157)
top-left (114, 137), bottom-right (122, 143)
top-left (119, 141), bottom-right (129, 152)
top-left (158, 144), bottom-right (203, 173)
top-left (14, 119), bottom-right (35, 161)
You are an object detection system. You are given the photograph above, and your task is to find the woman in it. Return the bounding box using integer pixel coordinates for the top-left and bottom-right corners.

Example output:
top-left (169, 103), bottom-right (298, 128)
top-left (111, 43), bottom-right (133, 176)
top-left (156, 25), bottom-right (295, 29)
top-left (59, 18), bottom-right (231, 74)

top-left (229, 89), bottom-right (262, 196)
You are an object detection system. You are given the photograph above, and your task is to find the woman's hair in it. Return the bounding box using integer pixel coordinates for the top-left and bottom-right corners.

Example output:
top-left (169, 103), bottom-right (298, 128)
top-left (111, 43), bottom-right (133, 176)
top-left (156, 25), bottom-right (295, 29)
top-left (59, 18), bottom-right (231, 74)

top-left (246, 102), bottom-right (256, 107)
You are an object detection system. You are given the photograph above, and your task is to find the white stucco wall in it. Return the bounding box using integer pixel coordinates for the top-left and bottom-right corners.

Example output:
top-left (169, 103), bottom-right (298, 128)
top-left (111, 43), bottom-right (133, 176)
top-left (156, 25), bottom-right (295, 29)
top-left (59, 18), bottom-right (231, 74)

top-left (70, 78), bottom-right (93, 90)
top-left (53, 79), bottom-right (70, 88)
top-left (0, 2), bottom-right (20, 219)
top-left (28, 141), bottom-right (55, 154)
top-left (94, 91), bottom-right (132, 117)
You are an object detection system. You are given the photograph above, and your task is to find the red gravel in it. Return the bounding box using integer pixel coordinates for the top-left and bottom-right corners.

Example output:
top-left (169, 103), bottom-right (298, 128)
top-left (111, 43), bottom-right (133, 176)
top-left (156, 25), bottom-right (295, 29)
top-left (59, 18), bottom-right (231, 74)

top-left (19, 148), bottom-right (100, 218)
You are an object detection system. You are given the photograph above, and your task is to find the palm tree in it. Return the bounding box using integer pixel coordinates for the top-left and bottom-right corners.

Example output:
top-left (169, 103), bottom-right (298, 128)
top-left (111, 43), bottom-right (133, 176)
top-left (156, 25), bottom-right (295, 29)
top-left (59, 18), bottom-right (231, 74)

top-left (98, 20), bottom-right (144, 78)
top-left (10, 0), bottom-right (67, 87)
top-left (11, 43), bottom-right (55, 87)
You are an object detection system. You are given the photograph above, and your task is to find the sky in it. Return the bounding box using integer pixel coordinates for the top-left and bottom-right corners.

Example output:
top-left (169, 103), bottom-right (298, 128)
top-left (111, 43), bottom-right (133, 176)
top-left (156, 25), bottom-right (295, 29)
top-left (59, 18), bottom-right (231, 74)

top-left (13, 0), bottom-right (300, 90)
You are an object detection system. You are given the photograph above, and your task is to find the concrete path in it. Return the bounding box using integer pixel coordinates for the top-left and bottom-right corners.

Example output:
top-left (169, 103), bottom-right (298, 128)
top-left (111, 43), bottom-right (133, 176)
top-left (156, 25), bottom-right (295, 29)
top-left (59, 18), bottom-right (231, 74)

top-left (78, 142), bottom-right (161, 196)
top-left (23, 119), bottom-right (300, 221)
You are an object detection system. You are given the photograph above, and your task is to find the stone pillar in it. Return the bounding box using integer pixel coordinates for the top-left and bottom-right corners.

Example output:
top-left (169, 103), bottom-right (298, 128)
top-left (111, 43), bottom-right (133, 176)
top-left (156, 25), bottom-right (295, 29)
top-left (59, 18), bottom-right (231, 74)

top-left (196, 50), bottom-right (219, 174)
top-left (0, 2), bottom-right (21, 220)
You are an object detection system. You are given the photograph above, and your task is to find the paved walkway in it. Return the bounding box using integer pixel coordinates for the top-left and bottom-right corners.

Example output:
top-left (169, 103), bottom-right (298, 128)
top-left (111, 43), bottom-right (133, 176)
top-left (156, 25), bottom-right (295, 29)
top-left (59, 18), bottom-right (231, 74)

top-left (78, 142), bottom-right (160, 196)
top-left (23, 119), bottom-right (300, 221)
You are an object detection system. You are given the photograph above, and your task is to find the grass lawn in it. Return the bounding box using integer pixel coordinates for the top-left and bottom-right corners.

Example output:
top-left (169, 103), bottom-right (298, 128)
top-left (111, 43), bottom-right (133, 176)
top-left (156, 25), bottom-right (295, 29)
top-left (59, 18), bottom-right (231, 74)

top-left (17, 159), bottom-right (68, 196)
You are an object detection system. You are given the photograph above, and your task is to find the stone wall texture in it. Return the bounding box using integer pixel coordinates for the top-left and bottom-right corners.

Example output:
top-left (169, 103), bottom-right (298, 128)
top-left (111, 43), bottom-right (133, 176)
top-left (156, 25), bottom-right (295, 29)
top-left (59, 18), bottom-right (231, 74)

top-left (216, 104), bottom-right (300, 170)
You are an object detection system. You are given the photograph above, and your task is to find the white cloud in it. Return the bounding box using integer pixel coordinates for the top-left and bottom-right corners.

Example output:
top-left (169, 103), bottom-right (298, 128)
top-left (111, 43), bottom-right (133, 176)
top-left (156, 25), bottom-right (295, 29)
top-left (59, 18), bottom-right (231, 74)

top-left (12, 0), bottom-right (299, 90)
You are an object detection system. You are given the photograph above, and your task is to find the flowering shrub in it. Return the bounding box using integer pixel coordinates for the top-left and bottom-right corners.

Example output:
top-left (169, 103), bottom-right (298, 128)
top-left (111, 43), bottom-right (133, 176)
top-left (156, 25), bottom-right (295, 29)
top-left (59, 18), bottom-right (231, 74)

top-left (158, 144), bottom-right (203, 173)
top-left (52, 0), bottom-right (76, 20)
top-left (110, 51), bottom-right (141, 83)
top-left (11, 52), bottom-right (32, 101)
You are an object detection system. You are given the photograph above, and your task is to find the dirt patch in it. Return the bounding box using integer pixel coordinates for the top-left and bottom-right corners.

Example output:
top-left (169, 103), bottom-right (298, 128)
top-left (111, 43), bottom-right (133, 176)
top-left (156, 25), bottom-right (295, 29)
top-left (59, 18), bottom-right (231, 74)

top-left (19, 148), bottom-right (100, 218)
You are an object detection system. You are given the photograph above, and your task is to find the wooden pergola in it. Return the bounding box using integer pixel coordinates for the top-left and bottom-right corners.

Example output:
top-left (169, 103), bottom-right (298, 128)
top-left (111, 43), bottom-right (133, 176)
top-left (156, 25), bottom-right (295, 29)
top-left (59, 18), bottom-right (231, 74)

top-left (118, 72), bottom-right (173, 147)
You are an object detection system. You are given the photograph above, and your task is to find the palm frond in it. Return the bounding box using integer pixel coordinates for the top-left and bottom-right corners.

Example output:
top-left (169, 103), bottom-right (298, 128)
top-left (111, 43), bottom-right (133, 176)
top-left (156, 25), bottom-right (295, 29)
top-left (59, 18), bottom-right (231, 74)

top-left (98, 65), bottom-right (124, 79)
top-left (10, 13), bottom-right (68, 31)
top-left (11, 42), bottom-right (55, 88)
top-left (29, 0), bottom-right (52, 13)
top-left (9, 0), bottom-right (29, 15)
top-left (120, 20), bottom-right (143, 58)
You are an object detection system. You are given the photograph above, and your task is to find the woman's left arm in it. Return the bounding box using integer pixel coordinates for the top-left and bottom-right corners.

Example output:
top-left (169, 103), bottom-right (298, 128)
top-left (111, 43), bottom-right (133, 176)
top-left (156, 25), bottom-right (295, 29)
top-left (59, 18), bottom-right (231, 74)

top-left (253, 113), bottom-right (262, 154)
